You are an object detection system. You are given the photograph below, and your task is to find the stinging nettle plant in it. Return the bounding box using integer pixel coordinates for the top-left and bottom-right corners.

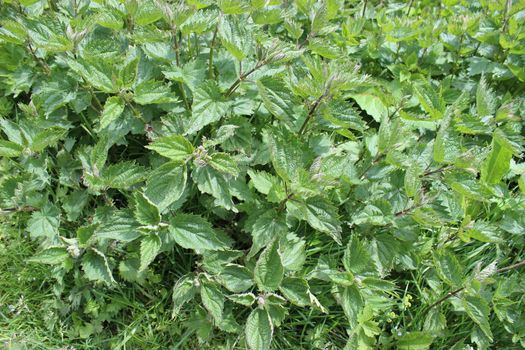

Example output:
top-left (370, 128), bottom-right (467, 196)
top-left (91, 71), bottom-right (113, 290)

top-left (0, 0), bottom-right (525, 349)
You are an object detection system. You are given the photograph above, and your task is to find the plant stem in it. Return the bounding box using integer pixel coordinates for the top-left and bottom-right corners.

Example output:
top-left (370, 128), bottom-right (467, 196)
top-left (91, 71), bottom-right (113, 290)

top-left (208, 23), bottom-right (219, 79)
top-left (298, 76), bottom-right (335, 137)
top-left (224, 62), bottom-right (263, 97)
top-left (361, 0), bottom-right (368, 17)
top-left (27, 43), bottom-right (50, 75)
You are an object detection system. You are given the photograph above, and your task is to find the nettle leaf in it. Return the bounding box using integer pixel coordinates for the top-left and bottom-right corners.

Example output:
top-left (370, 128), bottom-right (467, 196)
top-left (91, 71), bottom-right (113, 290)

top-left (134, 0), bottom-right (164, 25)
top-left (103, 161), bottom-right (147, 189)
top-left (147, 135), bottom-right (194, 163)
top-left (66, 58), bottom-right (117, 93)
top-left (30, 127), bottom-right (67, 153)
top-left (265, 127), bottom-right (310, 182)
top-left (462, 295), bottom-right (493, 342)
top-left (254, 240), bottom-right (284, 292)
top-left (397, 332), bottom-right (434, 350)
top-left (248, 210), bottom-right (287, 259)
top-left (95, 210), bottom-right (141, 242)
top-left (287, 196), bottom-right (342, 244)
top-left (279, 277), bottom-right (310, 307)
top-left (480, 129), bottom-right (514, 184)
top-left (81, 249), bottom-right (115, 285)
top-left (245, 308), bottom-right (273, 350)
top-left (134, 192), bottom-right (161, 226)
top-left (139, 234), bottom-right (162, 271)
top-left (343, 235), bottom-right (371, 274)
top-left (351, 91), bottom-right (388, 122)
top-left (28, 204), bottom-right (60, 241)
top-left (28, 246), bottom-right (69, 265)
top-left (413, 83), bottom-right (445, 120)
top-left (208, 152), bottom-right (239, 176)
top-left (218, 15), bottom-right (253, 61)
top-left (172, 274), bottom-right (197, 319)
top-left (476, 75), bottom-right (496, 117)
top-left (200, 280), bottom-right (225, 323)
top-left (144, 162), bottom-right (187, 211)
top-left (433, 250), bottom-right (463, 287)
top-left (187, 81), bottom-right (231, 135)
top-left (192, 165), bottom-right (237, 212)
top-left (168, 213), bottom-right (232, 251)
top-left (134, 80), bottom-right (178, 105)
top-left (219, 264), bottom-right (254, 293)
top-left (99, 96), bottom-right (125, 130)
top-left (256, 76), bottom-right (296, 125)
top-left (0, 139), bottom-right (23, 157)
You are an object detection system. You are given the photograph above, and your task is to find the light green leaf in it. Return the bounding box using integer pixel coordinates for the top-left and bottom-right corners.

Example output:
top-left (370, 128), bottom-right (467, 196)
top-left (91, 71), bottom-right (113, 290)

top-left (30, 127), bottom-right (67, 152)
top-left (351, 92), bottom-right (388, 122)
top-left (279, 277), bottom-right (310, 307)
top-left (248, 210), bottom-right (287, 259)
top-left (168, 213), bottom-right (232, 251)
top-left (256, 77), bottom-right (296, 124)
top-left (462, 295), bottom-right (493, 342)
top-left (99, 96), bottom-right (125, 130)
top-left (0, 139), bottom-right (23, 157)
top-left (134, 192), bottom-right (161, 226)
top-left (186, 81), bottom-right (231, 135)
top-left (245, 308), bottom-right (273, 350)
top-left (254, 240), bottom-right (284, 292)
top-left (172, 274), bottom-right (197, 319)
top-left (144, 162), bottom-right (187, 211)
top-left (219, 264), bottom-right (254, 293)
top-left (433, 250), bottom-right (463, 287)
top-left (134, 80), bottom-right (177, 105)
top-left (28, 247), bottom-right (69, 265)
top-left (397, 332), bottom-right (434, 350)
top-left (139, 234), bottom-right (162, 271)
top-left (81, 249), bottom-right (115, 285)
top-left (66, 58), bottom-right (117, 93)
top-left (95, 210), bottom-right (141, 242)
top-left (476, 75), bottom-right (496, 117)
top-left (480, 129), bottom-right (514, 184)
top-left (146, 135), bottom-right (194, 163)
top-left (209, 152), bottom-right (239, 176)
top-left (27, 204), bottom-right (60, 241)
top-left (413, 83), bottom-right (444, 120)
top-left (343, 235), bottom-right (371, 274)
top-left (134, 0), bottom-right (164, 25)
top-left (200, 280), bottom-right (224, 323)
top-left (218, 15), bottom-right (253, 61)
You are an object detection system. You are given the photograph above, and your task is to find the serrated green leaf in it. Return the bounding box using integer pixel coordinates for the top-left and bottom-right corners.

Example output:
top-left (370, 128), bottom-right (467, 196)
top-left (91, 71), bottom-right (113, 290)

top-left (257, 77), bottom-right (296, 125)
top-left (81, 249), bottom-right (115, 285)
top-left (144, 162), bottom-right (187, 211)
top-left (134, 80), bottom-right (177, 105)
top-left (279, 277), bottom-right (310, 307)
top-left (254, 240), bottom-right (283, 292)
top-left (245, 308), bottom-right (273, 350)
top-left (463, 295), bottom-right (493, 342)
top-left (147, 135), bottom-right (194, 163)
top-left (476, 75), bottom-right (496, 117)
top-left (219, 264), bottom-right (254, 293)
top-left (168, 213), bottom-right (232, 251)
top-left (95, 210), bottom-right (141, 242)
top-left (28, 246), bottom-right (69, 265)
top-left (433, 250), bottom-right (463, 287)
top-left (0, 139), bottom-right (23, 157)
top-left (172, 274), bottom-right (197, 319)
top-left (480, 130), bottom-right (514, 184)
top-left (134, 192), bottom-right (161, 226)
top-left (397, 332), bottom-right (434, 350)
top-left (99, 96), bottom-right (125, 130)
top-left (187, 81), bottom-right (231, 135)
top-left (200, 280), bottom-right (224, 323)
top-left (27, 204), bottom-right (60, 241)
top-left (139, 234), bottom-right (161, 271)
top-left (208, 152), bottom-right (239, 176)
top-left (343, 235), bottom-right (371, 274)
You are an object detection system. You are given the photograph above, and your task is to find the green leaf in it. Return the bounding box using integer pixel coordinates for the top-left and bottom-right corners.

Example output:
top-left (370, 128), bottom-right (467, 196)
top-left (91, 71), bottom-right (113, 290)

top-left (265, 127), bottom-right (309, 182)
top-left (81, 249), bottom-right (115, 285)
top-left (248, 210), bottom-right (287, 259)
top-left (95, 210), bottom-right (141, 242)
top-left (168, 213), bottom-right (232, 251)
top-left (139, 234), bottom-right (162, 271)
top-left (413, 83), bottom-right (444, 120)
top-left (351, 92), bottom-right (388, 122)
top-left (187, 81), bottom-right (231, 135)
top-left (192, 165), bottom-right (237, 212)
top-left (219, 264), bottom-right (254, 293)
top-left (218, 15), bottom-right (253, 61)
top-left (144, 162), bottom-right (187, 211)
top-left (254, 240), bottom-right (284, 292)
top-left (134, 0), bottom-right (164, 25)
top-left (433, 250), bottom-right (463, 287)
top-left (404, 163), bottom-right (421, 197)
top-left (287, 196), bottom-right (342, 244)
top-left (172, 274), bottom-right (197, 319)
top-left (480, 130), bottom-right (514, 184)
top-left (102, 161), bottom-right (147, 189)
top-left (27, 204), bottom-right (60, 241)
top-left (462, 295), bottom-right (493, 342)
top-left (343, 235), bottom-right (371, 274)
top-left (200, 280), bottom-right (225, 323)
top-left (245, 308), bottom-right (273, 350)
top-left (279, 277), bottom-right (310, 307)
top-left (228, 293), bottom-right (256, 306)
top-left (99, 96), bottom-right (125, 130)
top-left (397, 332), bottom-right (434, 350)
top-left (208, 152), bottom-right (239, 176)
top-left (66, 58), bottom-right (117, 93)
top-left (146, 135), bottom-right (194, 163)
top-left (476, 75), bottom-right (496, 117)
top-left (0, 139), bottom-right (23, 157)
top-left (256, 77), bottom-right (296, 124)
top-left (134, 80), bottom-right (177, 105)
top-left (30, 127), bottom-right (67, 153)
top-left (28, 247), bottom-right (69, 265)
top-left (134, 192), bottom-right (161, 226)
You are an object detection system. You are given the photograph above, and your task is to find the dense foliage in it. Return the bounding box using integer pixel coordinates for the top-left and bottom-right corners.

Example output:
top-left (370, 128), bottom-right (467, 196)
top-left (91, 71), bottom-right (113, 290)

top-left (1, 0), bottom-right (525, 349)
